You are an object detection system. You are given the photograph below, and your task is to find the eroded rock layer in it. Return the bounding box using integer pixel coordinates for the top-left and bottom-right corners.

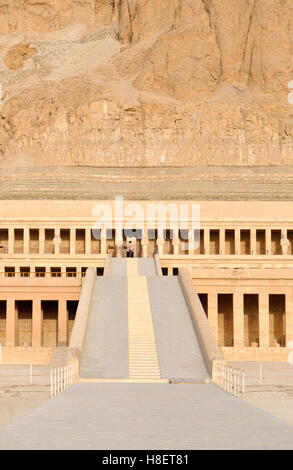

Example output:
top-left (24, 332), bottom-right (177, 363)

top-left (0, 0), bottom-right (292, 167)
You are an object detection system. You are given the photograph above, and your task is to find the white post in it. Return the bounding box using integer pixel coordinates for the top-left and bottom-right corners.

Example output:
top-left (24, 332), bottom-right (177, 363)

top-left (259, 363), bottom-right (262, 385)
top-left (50, 370), bottom-right (53, 399)
top-left (54, 369), bottom-right (57, 397)
top-left (242, 370), bottom-right (245, 399)
top-left (57, 368), bottom-right (60, 395)
top-left (30, 363), bottom-right (33, 385)
top-left (230, 368), bottom-right (232, 394)
top-left (222, 364), bottom-right (224, 389)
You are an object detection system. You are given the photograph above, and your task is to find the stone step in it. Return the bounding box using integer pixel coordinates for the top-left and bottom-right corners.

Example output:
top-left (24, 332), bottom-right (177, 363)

top-left (128, 271), bottom-right (161, 380)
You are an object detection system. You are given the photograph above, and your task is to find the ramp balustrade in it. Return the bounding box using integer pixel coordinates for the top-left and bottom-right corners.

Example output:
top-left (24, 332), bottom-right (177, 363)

top-left (214, 362), bottom-right (245, 399)
top-left (50, 364), bottom-right (75, 398)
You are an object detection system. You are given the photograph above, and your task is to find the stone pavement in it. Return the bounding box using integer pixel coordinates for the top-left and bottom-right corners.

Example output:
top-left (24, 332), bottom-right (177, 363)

top-left (0, 383), bottom-right (293, 449)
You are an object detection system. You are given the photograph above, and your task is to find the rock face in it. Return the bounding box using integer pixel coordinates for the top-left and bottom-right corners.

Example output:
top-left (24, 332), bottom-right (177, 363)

top-left (0, 0), bottom-right (293, 167)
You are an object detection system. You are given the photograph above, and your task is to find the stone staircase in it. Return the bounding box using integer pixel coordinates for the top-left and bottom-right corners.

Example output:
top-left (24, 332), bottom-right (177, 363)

top-left (128, 272), bottom-right (161, 380)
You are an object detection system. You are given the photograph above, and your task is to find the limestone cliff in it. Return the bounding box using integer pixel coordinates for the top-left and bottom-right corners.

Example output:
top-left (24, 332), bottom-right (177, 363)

top-left (0, 0), bottom-right (293, 167)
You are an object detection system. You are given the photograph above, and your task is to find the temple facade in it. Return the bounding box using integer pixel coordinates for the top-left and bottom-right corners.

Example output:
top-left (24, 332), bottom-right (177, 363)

top-left (0, 200), bottom-right (292, 364)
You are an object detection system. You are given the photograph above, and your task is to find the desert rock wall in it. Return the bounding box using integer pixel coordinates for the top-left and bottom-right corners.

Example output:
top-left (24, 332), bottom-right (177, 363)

top-left (0, 0), bottom-right (292, 167)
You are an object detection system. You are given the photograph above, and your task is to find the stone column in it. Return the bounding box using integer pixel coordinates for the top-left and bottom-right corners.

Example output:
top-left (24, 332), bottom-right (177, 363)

top-left (100, 228), bottom-right (107, 255)
top-left (141, 239), bottom-right (149, 258)
top-left (172, 238), bottom-right (180, 255)
top-left (116, 239), bottom-right (123, 258)
top-left (286, 290), bottom-right (293, 346)
top-left (32, 298), bottom-right (42, 347)
top-left (233, 291), bottom-right (244, 347)
top-left (6, 299), bottom-right (16, 347)
top-left (281, 229), bottom-right (290, 256)
top-left (188, 231), bottom-right (195, 255)
top-left (251, 228), bottom-right (256, 255)
top-left (204, 229), bottom-right (210, 255)
top-left (85, 228), bottom-right (91, 255)
top-left (58, 299), bottom-right (68, 346)
top-left (39, 228), bottom-right (45, 255)
top-left (157, 238), bottom-right (165, 255)
top-left (8, 228), bottom-right (14, 254)
top-left (208, 292), bottom-right (218, 342)
top-left (23, 227), bottom-right (30, 255)
top-left (70, 228), bottom-right (76, 255)
top-left (235, 228), bottom-right (241, 255)
top-left (259, 292), bottom-right (269, 347)
top-left (219, 228), bottom-right (225, 255)
top-left (266, 229), bottom-right (271, 255)
top-left (53, 228), bottom-right (61, 255)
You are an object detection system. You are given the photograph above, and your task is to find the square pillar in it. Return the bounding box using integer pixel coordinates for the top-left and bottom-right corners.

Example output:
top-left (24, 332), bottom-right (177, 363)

top-left (266, 229), bottom-right (271, 255)
top-left (8, 228), bottom-right (14, 254)
top-left (100, 228), bottom-right (107, 254)
top-left (58, 299), bottom-right (68, 346)
top-left (6, 299), bottom-right (16, 347)
top-left (219, 229), bottom-right (225, 255)
top-left (157, 238), bottom-right (165, 255)
top-left (85, 228), bottom-right (91, 255)
top-left (188, 231), bottom-right (195, 255)
top-left (235, 228), bottom-right (241, 255)
top-left (286, 290), bottom-right (293, 346)
top-left (172, 238), bottom-right (180, 255)
top-left (259, 292), bottom-right (269, 347)
top-left (251, 229), bottom-right (256, 255)
top-left (70, 228), bottom-right (76, 255)
top-left (32, 298), bottom-right (42, 347)
top-left (208, 292), bottom-right (218, 342)
top-left (53, 228), bottom-right (61, 255)
top-left (39, 228), bottom-right (45, 255)
top-left (142, 239), bottom-right (149, 258)
top-left (204, 229), bottom-right (210, 255)
top-left (23, 227), bottom-right (30, 255)
top-left (233, 291), bottom-right (244, 347)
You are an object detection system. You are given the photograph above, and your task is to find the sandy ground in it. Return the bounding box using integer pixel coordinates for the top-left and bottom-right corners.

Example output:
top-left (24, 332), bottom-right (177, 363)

top-left (0, 365), bottom-right (50, 428)
top-left (228, 361), bottom-right (293, 427)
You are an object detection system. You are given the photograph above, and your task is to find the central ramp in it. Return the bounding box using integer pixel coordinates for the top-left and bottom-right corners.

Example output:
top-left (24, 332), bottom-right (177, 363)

top-left (80, 258), bottom-right (210, 382)
top-left (79, 275), bottom-right (128, 379)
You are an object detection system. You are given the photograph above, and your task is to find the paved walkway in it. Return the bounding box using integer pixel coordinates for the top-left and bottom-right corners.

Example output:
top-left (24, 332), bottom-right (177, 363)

top-left (0, 383), bottom-right (293, 449)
